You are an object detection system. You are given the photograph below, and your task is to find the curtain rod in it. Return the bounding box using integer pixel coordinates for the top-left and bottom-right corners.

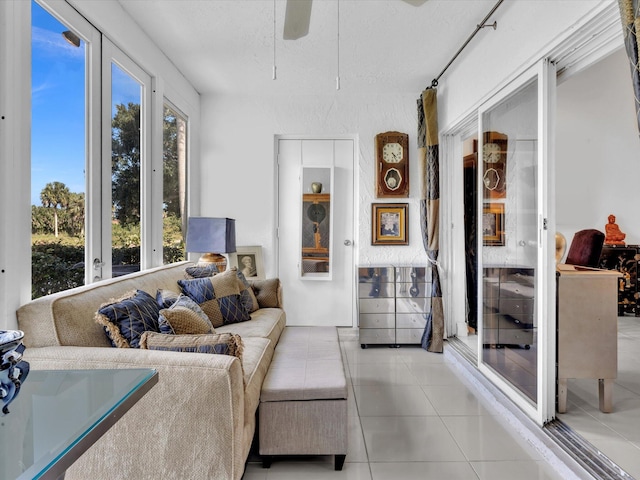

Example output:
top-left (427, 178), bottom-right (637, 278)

top-left (427, 0), bottom-right (505, 89)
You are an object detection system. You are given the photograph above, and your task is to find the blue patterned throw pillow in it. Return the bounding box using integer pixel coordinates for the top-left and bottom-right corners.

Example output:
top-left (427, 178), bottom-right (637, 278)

top-left (185, 263), bottom-right (218, 279)
top-left (158, 294), bottom-right (214, 335)
top-left (139, 332), bottom-right (244, 366)
top-left (95, 290), bottom-right (160, 348)
top-left (178, 269), bottom-right (251, 327)
top-left (156, 289), bottom-right (181, 309)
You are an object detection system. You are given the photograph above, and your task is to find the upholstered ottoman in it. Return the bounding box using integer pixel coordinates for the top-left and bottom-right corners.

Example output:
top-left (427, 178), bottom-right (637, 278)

top-left (259, 326), bottom-right (348, 470)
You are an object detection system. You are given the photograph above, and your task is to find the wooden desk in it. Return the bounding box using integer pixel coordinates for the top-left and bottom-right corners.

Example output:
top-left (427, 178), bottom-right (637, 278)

top-left (556, 264), bottom-right (620, 413)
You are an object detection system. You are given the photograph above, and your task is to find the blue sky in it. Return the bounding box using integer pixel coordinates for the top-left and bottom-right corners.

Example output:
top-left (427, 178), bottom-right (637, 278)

top-left (31, 0), bottom-right (140, 206)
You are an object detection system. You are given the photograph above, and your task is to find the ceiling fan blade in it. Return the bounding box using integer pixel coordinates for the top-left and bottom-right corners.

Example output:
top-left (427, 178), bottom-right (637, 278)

top-left (401, 0), bottom-right (428, 5)
top-left (283, 0), bottom-right (313, 40)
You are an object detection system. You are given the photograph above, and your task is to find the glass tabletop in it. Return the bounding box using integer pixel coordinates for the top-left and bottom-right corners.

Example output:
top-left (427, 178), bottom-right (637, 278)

top-left (0, 368), bottom-right (157, 480)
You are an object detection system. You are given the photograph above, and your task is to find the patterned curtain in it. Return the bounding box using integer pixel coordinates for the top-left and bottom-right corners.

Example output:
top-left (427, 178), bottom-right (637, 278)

top-left (619, 0), bottom-right (640, 135)
top-left (417, 89), bottom-right (444, 353)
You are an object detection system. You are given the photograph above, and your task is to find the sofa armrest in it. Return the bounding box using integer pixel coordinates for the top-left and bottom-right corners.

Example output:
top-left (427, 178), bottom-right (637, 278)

top-left (24, 346), bottom-right (247, 480)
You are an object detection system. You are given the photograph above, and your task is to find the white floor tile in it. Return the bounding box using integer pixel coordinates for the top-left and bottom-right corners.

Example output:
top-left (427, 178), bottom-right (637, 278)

top-left (370, 461), bottom-right (477, 479)
top-left (254, 460), bottom-right (373, 480)
top-left (349, 362), bottom-right (419, 386)
top-left (470, 460), bottom-right (565, 480)
top-left (353, 384), bottom-right (437, 416)
top-left (441, 415), bottom-right (541, 461)
top-left (421, 384), bottom-right (492, 416)
top-left (360, 416), bottom-right (467, 462)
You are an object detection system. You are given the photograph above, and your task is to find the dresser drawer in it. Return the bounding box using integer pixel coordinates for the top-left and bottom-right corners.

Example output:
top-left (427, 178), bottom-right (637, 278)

top-left (498, 328), bottom-right (533, 345)
top-left (395, 282), bottom-right (430, 298)
top-left (396, 297), bottom-right (430, 314)
top-left (395, 313), bottom-right (427, 329)
top-left (358, 282), bottom-right (394, 298)
top-left (395, 328), bottom-right (423, 344)
top-left (483, 328), bottom-right (499, 345)
top-left (359, 328), bottom-right (395, 345)
top-left (359, 298), bottom-right (394, 314)
top-left (359, 314), bottom-right (395, 329)
top-left (395, 266), bottom-right (428, 283)
top-left (498, 298), bottom-right (534, 317)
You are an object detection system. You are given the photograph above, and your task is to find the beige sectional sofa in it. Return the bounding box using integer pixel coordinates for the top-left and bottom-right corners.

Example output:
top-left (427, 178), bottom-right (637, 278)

top-left (16, 261), bottom-right (286, 480)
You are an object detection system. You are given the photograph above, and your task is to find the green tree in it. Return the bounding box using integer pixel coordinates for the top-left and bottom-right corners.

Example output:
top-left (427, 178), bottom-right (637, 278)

top-left (111, 102), bottom-right (141, 227)
top-left (64, 192), bottom-right (85, 237)
top-left (40, 181), bottom-right (70, 237)
top-left (163, 106), bottom-right (180, 218)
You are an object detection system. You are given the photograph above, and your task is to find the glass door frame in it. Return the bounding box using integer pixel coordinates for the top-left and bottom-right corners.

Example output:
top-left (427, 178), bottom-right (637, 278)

top-left (476, 59), bottom-right (556, 426)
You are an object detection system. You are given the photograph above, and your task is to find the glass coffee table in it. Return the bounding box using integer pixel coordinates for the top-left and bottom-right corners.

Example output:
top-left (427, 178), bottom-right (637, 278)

top-left (0, 368), bottom-right (158, 480)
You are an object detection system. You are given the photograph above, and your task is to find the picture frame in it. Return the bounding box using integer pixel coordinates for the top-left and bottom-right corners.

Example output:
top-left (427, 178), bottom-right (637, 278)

top-left (230, 246), bottom-right (265, 279)
top-left (371, 203), bottom-right (408, 245)
top-left (482, 203), bottom-right (505, 246)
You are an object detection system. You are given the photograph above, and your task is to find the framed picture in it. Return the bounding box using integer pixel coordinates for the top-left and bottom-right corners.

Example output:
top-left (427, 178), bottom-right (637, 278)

top-left (230, 246), bottom-right (265, 279)
top-left (482, 203), bottom-right (505, 246)
top-left (372, 203), bottom-right (408, 245)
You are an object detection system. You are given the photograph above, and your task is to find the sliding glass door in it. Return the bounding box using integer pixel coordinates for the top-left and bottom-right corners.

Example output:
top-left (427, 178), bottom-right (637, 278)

top-left (477, 60), bottom-right (556, 425)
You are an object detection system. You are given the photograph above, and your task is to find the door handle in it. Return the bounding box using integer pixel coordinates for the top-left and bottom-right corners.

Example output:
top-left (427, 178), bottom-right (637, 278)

top-left (93, 258), bottom-right (106, 270)
top-left (344, 240), bottom-right (352, 246)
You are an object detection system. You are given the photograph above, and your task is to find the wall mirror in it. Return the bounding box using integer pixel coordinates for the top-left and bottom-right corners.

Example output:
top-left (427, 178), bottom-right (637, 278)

top-left (300, 166), bottom-right (333, 279)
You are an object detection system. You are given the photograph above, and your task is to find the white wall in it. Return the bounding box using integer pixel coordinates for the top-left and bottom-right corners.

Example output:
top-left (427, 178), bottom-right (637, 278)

top-left (439, 0), bottom-right (606, 131)
top-left (199, 1), bottom-right (614, 278)
top-left (556, 48), bottom-right (640, 246)
top-left (200, 93), bottom-right (428, 277)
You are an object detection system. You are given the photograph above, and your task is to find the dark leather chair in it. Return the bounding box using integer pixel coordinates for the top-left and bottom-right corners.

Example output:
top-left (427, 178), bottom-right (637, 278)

top-left (565, 229), bottom-right (605, 268)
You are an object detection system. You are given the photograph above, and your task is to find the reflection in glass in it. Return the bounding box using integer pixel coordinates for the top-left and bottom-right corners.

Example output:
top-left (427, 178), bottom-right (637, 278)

top-left (301, 167), bottom-right (332, 277)
top-left (481, 79), bottom-right (539, 404)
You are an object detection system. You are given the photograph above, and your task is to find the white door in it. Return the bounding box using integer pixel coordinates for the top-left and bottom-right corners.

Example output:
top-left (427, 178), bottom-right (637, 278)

top-left (276, 137), bottom-right (355, 327)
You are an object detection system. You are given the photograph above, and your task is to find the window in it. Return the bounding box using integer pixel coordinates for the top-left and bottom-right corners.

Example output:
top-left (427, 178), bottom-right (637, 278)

top-left (162, 103), bottom-right (188, 264)
top-left (30, 1), bottom-right (190, 298)
top-left (31, 1), bottom-right (91, 298)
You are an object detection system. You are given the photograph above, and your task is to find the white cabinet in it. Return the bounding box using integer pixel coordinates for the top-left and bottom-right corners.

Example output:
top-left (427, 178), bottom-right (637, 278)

top-left (357, 265), bottom-right (430, 348)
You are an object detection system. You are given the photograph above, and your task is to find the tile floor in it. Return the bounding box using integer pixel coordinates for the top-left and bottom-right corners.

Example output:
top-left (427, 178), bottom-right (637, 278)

top-left (243, 328), bottom-right (569, 480)
top-left (557, 315), bottom-right (640, 479)
top-left (457, 315), bottom-right (640, 479)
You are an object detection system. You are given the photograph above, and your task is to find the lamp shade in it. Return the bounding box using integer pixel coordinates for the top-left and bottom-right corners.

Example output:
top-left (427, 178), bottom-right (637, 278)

top-left (186, 217), bottom-right (236, 254)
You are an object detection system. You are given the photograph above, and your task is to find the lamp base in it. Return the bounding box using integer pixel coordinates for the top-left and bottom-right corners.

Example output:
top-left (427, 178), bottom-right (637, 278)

top-left (197, 253), bottom-right (227, 272)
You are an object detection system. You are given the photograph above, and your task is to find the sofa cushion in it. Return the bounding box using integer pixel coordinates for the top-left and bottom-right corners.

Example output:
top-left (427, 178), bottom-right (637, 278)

top-left (158, 295), bottom-right (214, 335)
top-left (185, 263), bottom-right (218, 279)
top-left (178, 269), bottom-right (251, 327)
top-left (139, 331), bottom-right (243, 361)
top-left (94, 289), bottom-right (160, 348)
top-left (249, 278), bottom-right (280, 308)
top-left (216, 307), bottom-right (286, 345)
top-left (156, 289), bottom-right (181, 309)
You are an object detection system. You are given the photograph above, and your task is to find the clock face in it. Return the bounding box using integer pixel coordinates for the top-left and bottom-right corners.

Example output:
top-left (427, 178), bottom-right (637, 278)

top-left (382, 142), bottom-right (403, 163)
top-left (483, 142), bottom-right (502, 163)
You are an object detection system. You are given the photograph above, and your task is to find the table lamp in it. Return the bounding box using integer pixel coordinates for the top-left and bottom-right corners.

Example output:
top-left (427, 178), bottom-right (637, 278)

top-left (186, 217), bottom-right (236, 271)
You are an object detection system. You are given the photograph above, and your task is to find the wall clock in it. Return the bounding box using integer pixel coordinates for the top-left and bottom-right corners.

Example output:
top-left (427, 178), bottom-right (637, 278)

top-left (375, 131), bottom-right (409, 198)
top-left (481, 131), bottom-right (508, 199)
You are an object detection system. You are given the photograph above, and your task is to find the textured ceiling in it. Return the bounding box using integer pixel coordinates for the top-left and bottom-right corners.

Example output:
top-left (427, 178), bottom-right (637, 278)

top-left (117, 0), bottom-right (502, 96)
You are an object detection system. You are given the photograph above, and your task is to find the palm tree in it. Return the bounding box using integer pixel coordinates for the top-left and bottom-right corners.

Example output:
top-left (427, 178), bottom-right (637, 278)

top-left (40, 181), bottom-right (70, 237)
